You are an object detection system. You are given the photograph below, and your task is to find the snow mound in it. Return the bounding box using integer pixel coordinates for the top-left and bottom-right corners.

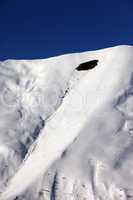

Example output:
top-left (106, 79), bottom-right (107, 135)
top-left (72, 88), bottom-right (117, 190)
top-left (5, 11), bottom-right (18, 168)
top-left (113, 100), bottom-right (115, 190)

top-left (0, 45), bottom-right (133, 200)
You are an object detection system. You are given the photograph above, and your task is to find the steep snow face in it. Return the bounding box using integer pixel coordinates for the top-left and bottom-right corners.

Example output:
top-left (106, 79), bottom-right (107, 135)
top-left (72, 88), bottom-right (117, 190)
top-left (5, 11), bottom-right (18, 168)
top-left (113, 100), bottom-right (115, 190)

top-left (0, 45), bottom-right (133, 200)
top-left (0, 54), bottom-right (80, 198)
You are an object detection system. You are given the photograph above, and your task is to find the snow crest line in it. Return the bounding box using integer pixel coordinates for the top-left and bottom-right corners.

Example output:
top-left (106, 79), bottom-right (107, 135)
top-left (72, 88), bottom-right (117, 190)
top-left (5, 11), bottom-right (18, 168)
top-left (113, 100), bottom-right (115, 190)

top-left (1, 45), bottom-right (133, 200)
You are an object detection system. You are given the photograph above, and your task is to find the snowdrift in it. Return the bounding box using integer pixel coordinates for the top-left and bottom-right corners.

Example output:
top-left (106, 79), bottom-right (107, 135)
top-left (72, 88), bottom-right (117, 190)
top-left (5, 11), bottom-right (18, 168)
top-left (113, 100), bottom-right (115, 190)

top-left (0, 46), bottom-right (133, 200)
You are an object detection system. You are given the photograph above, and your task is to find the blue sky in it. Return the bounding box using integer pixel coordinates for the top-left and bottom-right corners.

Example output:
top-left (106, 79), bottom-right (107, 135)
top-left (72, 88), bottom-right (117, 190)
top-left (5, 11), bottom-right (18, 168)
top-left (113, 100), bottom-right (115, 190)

top-left (0, 0), bottom-right (133, 60)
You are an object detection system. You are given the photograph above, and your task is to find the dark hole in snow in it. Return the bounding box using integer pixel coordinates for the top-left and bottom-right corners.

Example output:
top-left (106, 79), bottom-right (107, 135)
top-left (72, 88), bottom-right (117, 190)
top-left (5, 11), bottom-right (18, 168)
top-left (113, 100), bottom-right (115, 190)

top-left (76, 59), bottom-right (98, 71)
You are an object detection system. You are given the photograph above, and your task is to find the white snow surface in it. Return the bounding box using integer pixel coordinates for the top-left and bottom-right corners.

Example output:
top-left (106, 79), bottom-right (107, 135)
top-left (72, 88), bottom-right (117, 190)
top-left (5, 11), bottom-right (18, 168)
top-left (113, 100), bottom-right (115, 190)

top-left (0, 46), bottom-right (133, 199)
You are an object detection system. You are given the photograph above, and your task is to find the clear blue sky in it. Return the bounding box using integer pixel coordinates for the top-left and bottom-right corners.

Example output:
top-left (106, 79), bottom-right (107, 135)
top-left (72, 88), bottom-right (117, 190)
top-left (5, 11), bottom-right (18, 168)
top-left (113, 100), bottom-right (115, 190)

top-left (0, 0), bottom-right (133, 60)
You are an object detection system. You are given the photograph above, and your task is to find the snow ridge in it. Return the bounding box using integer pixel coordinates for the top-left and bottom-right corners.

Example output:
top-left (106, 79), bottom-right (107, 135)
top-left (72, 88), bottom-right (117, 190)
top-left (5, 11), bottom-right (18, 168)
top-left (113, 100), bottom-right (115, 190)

top-left (0, 46), bottom-right (133, 200)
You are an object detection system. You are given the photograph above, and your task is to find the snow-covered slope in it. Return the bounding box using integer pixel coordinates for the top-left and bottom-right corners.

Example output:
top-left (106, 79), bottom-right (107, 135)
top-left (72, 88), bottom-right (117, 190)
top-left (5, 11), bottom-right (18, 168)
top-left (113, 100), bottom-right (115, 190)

top-left (0, 45), bottom-right (133, 200)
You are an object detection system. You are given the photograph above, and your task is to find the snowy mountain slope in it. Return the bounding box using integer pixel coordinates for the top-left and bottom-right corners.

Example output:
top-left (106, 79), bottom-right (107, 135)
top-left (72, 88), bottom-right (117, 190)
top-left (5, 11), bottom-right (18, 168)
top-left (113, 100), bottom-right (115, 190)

top-left (0, 53), bottom-right (81, 198)
top-left (0, 45), bottom-right (133, 200)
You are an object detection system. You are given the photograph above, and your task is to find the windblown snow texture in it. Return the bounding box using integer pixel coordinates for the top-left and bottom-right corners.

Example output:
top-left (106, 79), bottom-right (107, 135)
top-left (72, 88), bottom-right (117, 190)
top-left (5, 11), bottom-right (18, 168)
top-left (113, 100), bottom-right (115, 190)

top-left (0, 46), bottom-right (133, 200)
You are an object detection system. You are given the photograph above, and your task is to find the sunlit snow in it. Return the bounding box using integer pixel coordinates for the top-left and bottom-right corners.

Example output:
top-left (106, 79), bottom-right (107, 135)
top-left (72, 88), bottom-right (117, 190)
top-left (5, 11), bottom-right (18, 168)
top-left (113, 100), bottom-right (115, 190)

top-left (0, 46), bottom-right (133, 200)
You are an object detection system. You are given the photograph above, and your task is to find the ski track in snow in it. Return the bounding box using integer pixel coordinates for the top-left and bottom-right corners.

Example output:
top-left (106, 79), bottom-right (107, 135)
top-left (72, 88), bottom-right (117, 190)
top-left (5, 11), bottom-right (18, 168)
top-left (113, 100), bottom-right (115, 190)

top-left (0, 46), bottom-right (133, 199)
